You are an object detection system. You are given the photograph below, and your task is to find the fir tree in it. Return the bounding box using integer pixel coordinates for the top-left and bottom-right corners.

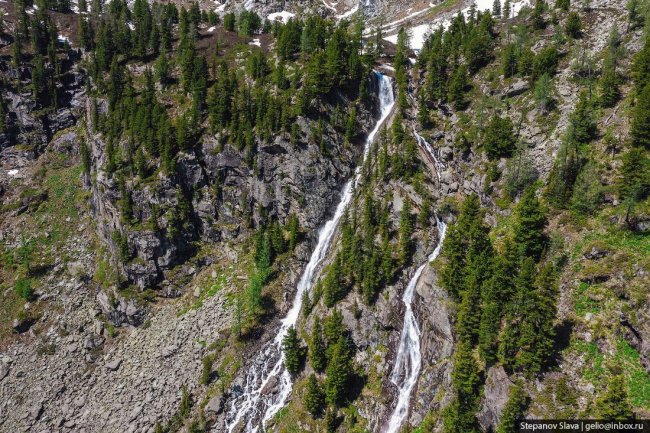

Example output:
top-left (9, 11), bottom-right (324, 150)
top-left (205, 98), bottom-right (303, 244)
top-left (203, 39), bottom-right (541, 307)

top-left (534, 73), bottom-right (554, 113)
top-left (619, 147), bottom-right (650, 202)
top-left (513, 187), bottom-right (547, 260)
top-left (397, 199), bottom-right (414, 266)
top-left (303, 374), bottom-right (325, 418)
top-left (502, 44), bottom-right (518, 78)
top-left (600, 57), bottom-right (619, 108)
top-left (631, 82), bottom-right (650, 149)
top-left (448, 65), bottom-right (469, 110)
top-left (565, 12), bottom-right (582, 38)
top-left (309, 317), bottom-right (327, 372)
top-left (569, 91), bottom-right (596, 144)
top-left (592, 375), bottom-right (634, 419)
top-left (282, 326), bottom-right (302, 376)
top-left (492, 0), bottom-right (501, 17)
top-left (443, 340), bottom-right (482, 433)
top-left (484, 114), bottom-right (517, 159)
top-left (440, 194), bottom-right (483, 299)
top-left (532, 0), bottom-right (546, 29)
top-left (325, 336), bottom-right (352, 407)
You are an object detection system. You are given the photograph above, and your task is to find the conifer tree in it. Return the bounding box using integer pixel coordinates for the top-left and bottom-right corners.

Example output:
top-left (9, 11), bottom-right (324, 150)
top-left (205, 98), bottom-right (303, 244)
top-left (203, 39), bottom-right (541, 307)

top-left (532, 0), bottom-right (546, 29)
top-left (443, 340), bottom-right (482, 433)
top-left (569, 91), bottom-right (596, 144)
top-left (534, 73), bottom-right (554, 113)
top-left (513, 187), bottom-right (547, 261)
top-left (484, 114), bottom-right (517, 159)
top-left (600, 58), bottom-right (619, 108)
top-left (592, 375), bottom-right (633, 419)
top-left (282, 326), bottom-right (302, 376)
top-left (303, 374), bottom-right (325, 418)
top-left (440, 194), bottom-right (483, 300)
top-left (448, 65), bottom-right (469, 110)
top-left (565, 12), bottom-right (582, 38)
top-left (631, 82), bottom-right (650, 149)
top-left (325, 336), bottom-right (352, 407)
top-left (309, 317), bottom-right (327, 372)
top-left (155, 50), bottom-right (169, 87)
top-left (492, 0), bottom-right (501, 17)
top-left (502, 44), bottom-right (518, 78)
top-left (397, 199), bottom-right (414, 266)
top-left (503, 0), bottom-right (511, 18)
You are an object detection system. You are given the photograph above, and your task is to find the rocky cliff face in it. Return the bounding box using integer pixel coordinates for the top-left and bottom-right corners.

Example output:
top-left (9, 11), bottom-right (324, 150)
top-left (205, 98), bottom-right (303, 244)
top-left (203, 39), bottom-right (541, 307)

top-left (87, 82), bottom-right (381, 300)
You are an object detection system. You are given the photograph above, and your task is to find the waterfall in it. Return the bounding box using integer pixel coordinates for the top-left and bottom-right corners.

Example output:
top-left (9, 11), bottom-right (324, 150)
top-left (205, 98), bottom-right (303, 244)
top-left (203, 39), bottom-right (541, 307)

top-left (384, 219), bottom-right (447, 433)
top-left (413, 130), bottom-right (445, 183)
top-left (384, 131), bottom-right (447, 433)
top-left (224, 72), bottom-right (395, 433)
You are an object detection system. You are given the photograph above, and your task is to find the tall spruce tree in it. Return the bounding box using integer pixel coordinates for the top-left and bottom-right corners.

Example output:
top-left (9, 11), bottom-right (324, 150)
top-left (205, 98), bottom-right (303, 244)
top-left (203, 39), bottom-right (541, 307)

top-left (282, 326), bottom-right (302, 377)
top-left (513, 187), bottom-right (547, 261)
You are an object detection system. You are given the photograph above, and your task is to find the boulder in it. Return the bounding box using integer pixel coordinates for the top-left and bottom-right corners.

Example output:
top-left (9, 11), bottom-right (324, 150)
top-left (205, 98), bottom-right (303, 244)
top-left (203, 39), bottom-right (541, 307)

top-left (477, 366), bottom-right (513, 431)
top-left (204, 394), bottom-right (225, 416)
top-left (502, 79), bottom-right (530, 98)
top-left (105, 359), bottom-right (122, 371)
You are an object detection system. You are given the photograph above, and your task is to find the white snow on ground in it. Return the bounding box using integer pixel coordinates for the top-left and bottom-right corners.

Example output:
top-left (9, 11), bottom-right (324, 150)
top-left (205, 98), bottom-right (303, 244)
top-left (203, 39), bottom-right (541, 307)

top-left (215, 3), bottom-right (226, 12)
top-left (7, 169), bottom-right (19, 177)
top-left (385, 0), bottom-right (532, 51)
top-left (385, 22), bottom-right (437, 50)
top-left (127, 22), bottom-right (135, 30)
top-left (249, 38), bottom-right (261, 47)
top-left (58, 35), bottom-right (71, 44)
top-left (336, 5), bottom-right (359, 19)
top-left (511, 0), bottom-right (532, 15)
top-left (267, 10), bottom-right (295, 23)
top-left (207, 26), bottom-right (216, 32)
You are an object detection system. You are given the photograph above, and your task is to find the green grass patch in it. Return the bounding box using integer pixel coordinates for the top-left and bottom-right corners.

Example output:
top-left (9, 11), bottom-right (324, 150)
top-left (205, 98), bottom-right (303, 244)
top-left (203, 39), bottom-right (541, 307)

top-left (614, 339), bottom-right (650, 409)
top-left (569, 339), bottom-right (605, 385)
top-left (574, 282), bottom-right (600, 317)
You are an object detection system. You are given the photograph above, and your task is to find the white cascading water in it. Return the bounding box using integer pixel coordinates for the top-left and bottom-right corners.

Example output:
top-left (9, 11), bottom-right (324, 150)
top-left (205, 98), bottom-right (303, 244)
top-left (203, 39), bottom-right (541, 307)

top-left (224, 72), bottom-right (395, 433)
top-left (384, 131), bottom-right (447, 433)
top-left (413, 130), bottom-right (445, 183)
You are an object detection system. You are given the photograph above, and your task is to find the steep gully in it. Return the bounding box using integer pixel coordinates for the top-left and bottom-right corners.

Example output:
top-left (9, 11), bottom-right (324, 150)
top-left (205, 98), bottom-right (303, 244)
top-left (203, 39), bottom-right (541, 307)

top-left (383, 131), bottom-right (448, 433)
top-left (224, 72), bottom-right (395, 433)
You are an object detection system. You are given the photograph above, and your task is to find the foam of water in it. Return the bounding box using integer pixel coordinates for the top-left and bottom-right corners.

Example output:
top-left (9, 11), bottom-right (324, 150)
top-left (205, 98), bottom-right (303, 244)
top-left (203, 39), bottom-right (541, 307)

top-left (413, 129), bottom-right (445, 183)
top-left (223, 72), bottom-right (395, 433)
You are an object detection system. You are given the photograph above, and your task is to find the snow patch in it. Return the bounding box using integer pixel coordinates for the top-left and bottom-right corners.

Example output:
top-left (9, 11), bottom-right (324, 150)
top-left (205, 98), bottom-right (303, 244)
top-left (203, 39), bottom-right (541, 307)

top-left (58, 35), bottom-right (71, 45)
top-left (7, 169), bottom-right (19, 177)
top-left (249, 38), bottom-right (261, 47)
top-left (207, 26), bottom-right (216, 32)
top-left (384, 0), bottom-right (518, 51)
top-left (215, 3), bottom-right (226, 12)
top-left (267, 11), bottom-right (295, 23)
